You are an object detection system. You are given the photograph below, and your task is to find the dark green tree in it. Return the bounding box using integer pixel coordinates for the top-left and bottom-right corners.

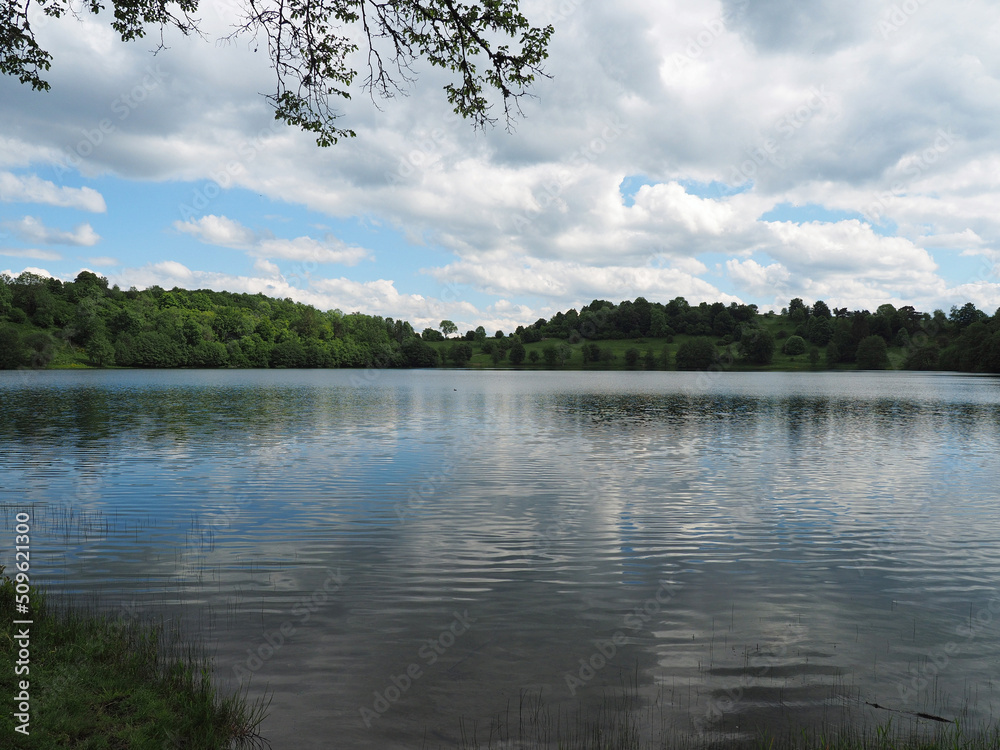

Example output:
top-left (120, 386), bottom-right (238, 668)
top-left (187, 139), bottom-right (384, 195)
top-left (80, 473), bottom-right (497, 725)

top-left (542, 344), bottom-right (558, 366)
top-left (508, 340), bottom-right (526, 365)
top-left (811, 300), bottom-right (832, 319)
top-left (624, 347), bottom-right (640, 367)
top-left (649, 308), bottom-right (670, 338)
top-left (23, 331), bottom-right (56, 368)
top-left (401, 337), bottom-right (439, 367)
top-left (788, 298), bottom-right (808, 323)
top-left (0, 275), bottom-right (14, 318)
top-left (86, 333), bottom-right (115, 367)
top-left (712, 309), bottom-right (736, 337)
top-left (806, 316), bottom-right (832, 346)
top-left (782, 335), bottom-right (806, 356)
top-left (439, 320), bottom-right (458, 338)
top-left (447, 342), bottom-right (473, 366)
top-left (0, 325), bottom-right (27, 368)
top-left (190, 340), bottom-right (230, 367)
top-left (856, 335), bottom-right (890, 370)
top-left (905, 346), bottom-right (939, 370)
top-left (582, 342), bottom-right (604, 364)
top-left (270, 337), bottom-right (307, 367)
top-left (675, 337), bottom-right (717, 370)
top-left (825, 341), bottom-right (840, 367)
top-left (950, 302), bottom-right (987, 329)
top-left (739, 328), bottom-right (775, 365)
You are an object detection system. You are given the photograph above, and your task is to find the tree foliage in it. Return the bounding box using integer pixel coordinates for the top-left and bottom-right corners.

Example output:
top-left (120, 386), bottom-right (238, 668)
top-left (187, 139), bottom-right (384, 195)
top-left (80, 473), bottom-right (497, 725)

top-left (855, 335), bottom-right (889, 370)
top-left (782, 335), bottom-right (806, 356)
top-left (3, 276), bottom-right (1000, 373)
top-left (1, 0), bottom-right (553, 145)
top-left (739, 327), bottom-right (775, 365)
top-left (675, 337), bottom-right (717, 370)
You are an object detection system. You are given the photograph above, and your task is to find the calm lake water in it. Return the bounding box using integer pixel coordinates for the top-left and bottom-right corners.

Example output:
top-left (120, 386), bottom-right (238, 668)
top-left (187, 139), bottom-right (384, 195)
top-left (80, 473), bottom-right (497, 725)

top-left (3, 369), bottom-right (1000, 747)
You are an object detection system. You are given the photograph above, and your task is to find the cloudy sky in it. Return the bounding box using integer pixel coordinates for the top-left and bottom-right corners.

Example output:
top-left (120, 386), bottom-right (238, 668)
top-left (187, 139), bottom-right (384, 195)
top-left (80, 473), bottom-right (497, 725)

top-left (2, 0), bottom-right (999, 333)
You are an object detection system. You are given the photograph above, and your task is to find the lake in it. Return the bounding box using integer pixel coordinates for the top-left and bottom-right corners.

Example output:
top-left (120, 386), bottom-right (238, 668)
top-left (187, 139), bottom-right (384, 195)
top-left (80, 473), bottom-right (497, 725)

top-left (2, 369), bottom-right (1000, 748)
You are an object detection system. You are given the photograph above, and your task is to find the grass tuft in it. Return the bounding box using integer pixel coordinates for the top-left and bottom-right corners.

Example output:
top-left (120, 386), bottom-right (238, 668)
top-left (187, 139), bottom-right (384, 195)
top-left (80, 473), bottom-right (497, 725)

top-left (0, 565), bottom-right (270, 748)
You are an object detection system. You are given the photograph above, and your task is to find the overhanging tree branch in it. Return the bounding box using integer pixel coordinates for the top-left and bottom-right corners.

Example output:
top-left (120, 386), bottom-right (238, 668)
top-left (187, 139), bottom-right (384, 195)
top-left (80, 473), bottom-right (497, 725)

top-left (1, 0), bottom-right (553, 146)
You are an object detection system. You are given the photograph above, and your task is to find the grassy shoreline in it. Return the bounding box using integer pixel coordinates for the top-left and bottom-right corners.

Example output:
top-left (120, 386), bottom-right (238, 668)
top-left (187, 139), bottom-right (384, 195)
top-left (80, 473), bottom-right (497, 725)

top-left (0, 566), bottom-right (269, 749)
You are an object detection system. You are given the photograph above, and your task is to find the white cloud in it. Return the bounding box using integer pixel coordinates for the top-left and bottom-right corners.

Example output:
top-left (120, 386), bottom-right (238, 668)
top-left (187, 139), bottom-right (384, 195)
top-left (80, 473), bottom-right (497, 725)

top-left (0, 172), bottom-right (106, 212)
top-left (428, 255), bottom-right (740, 304)
top-left (253, 258), bottom-right (281, 276)
top-left (763, 220), bottom-right (938, 280)
top-left (727, 258), bottom-right (792, 297)
top-left (151, 260), bottom-right (194, 280)
top-left (256, 237), bottom-right (370, 266)
top-left (174, 215), bottom-right (372, 266)
top-left (0, 248), bottom-right (63, 261)
top-left (174, 215), bottom-right (256, 248)
top-left (3, 216), bottom-right (100, 246)
top-left (87, 255), bottom-right (121, 266)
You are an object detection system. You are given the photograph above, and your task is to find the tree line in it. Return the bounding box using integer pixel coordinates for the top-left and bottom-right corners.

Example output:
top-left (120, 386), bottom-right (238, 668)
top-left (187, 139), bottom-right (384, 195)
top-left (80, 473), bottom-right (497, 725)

top-left (1, 272), bottom-right (998, 373)
top-left (0, 271), bottom-right (439, 369)
top-left (429, 295), bottom-right (1000, 372)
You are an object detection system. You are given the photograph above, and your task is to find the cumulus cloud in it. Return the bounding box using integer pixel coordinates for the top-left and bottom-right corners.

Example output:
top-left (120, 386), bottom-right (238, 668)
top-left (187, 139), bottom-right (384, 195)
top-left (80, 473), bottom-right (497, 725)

top-left (174, 215), bottom-right (372, 266)
top-left (3, 216), bottom-right (100, 246)
top-left (427, 255), bottom-right (739, 304)
top-left (727, 258), bottom-right (792, 298)
top-left (256, 237), bottom-right (370, 266)
top-left (174, 215), bottom-right (256, 248)
top-left (0, 172), bottom-right (106, 212)
top-left (87, 256), bottom-right (121, 266)
top-left (0, 248), bottom-right (63, 261)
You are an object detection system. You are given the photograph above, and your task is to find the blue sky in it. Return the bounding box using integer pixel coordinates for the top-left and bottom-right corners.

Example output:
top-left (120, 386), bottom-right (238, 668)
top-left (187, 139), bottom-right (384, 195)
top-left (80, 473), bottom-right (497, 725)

top-left (2, 0), bottom-right (999, 334)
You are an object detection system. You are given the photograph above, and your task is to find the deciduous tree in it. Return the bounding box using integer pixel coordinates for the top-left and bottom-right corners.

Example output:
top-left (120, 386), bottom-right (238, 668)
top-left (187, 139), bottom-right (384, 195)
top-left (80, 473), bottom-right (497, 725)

top-left (856, 335), bottom-right (890, 370)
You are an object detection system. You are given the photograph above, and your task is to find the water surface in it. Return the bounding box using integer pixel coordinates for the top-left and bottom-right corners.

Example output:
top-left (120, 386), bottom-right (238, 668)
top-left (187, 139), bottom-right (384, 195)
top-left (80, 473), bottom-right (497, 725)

top-left (2, 369), bottom-right (1000, 747)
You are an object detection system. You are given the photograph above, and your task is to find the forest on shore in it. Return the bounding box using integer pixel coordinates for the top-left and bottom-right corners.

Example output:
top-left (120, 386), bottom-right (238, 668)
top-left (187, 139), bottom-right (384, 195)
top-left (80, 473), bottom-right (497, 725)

top-left (1, 271), bottom-right (999, 373)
